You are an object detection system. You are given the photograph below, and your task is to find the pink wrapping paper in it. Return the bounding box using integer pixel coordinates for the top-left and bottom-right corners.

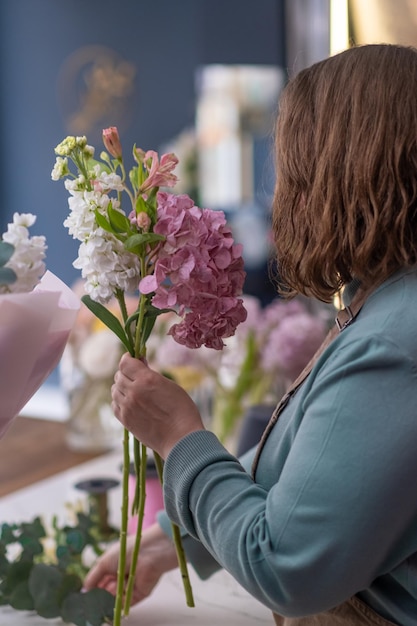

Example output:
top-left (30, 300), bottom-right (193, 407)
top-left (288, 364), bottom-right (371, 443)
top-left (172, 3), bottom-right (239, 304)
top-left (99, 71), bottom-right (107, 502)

top-left (0, 271), bottom-right (80, 437)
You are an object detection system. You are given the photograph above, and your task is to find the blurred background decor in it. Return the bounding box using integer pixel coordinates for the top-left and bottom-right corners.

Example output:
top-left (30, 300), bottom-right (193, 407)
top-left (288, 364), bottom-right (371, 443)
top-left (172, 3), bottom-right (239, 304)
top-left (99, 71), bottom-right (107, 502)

top-left (60, 282), bottom-right (126, 452)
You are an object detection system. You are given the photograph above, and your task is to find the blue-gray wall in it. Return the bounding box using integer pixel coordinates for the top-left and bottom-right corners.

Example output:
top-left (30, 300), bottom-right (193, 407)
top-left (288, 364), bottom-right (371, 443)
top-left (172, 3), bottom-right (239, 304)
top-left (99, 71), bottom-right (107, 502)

top-left (0, 0), bottom-right (285, 287)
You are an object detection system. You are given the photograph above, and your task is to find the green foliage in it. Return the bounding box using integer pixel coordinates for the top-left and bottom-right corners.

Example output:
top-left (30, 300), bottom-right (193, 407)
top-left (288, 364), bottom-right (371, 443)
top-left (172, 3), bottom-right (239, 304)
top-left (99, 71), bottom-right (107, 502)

top-left (124, 232), bottom-right (165, 255)
top-left (81, 295), bottom-right (133, 354)
top-left (0, 240), bottom-right (17, 286)
top-left (0, 513), bottom-right (115, 625)
top-left (62, 588), bottom-right (114, 626)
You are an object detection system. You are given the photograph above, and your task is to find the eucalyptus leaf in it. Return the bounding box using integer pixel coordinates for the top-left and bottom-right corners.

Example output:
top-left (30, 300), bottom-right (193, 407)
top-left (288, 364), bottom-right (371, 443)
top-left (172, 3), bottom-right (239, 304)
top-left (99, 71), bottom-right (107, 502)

top-left (0, 266), bottom-right (17, 285)
top-left (29, 563), bottom-right (63, 618)
top-left (56, 545), bottom-right (71, 569)
top-left (9, 580), bottom-right (34, 611)
top-left (61, 588), bottom-right (114, 626)
top-left (81, 295), bottom-right (132, 354)
top-left (4, 561), bottom-right (32, 594)
top-left (19, 535), bottom-right (43, 558)
top-left (0, 523), bottom-right (17, 545)
top-left (0, 241), bottom-right (14, 267)
top-left (66, 529), bottom-right (85, 554)
top-left (0, 553), bottom-right (9, 577)
top-left (57, 573), bottom-right (82, 606)
top-left (21, 517), bottom-right (46, 540)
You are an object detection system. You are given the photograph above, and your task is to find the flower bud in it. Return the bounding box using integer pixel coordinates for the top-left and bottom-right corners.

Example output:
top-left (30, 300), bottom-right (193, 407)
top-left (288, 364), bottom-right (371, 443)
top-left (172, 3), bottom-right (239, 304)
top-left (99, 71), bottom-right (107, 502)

top-left (136, 212), bottom-right (151, 232)
top-left (102, 126), bottom-right (122, 159)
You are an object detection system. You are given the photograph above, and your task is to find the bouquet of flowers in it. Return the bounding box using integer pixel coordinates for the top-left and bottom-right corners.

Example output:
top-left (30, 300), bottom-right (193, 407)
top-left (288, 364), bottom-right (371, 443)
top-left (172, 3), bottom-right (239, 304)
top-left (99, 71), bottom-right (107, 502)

top-left (0, 213), bottom-right (79, 438)
top-left (51, 128), bottom-right (247, 625)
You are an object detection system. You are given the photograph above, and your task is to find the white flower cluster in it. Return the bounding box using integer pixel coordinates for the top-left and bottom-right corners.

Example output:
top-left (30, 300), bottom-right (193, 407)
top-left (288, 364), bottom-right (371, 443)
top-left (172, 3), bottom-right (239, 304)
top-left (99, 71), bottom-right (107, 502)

top-left (78, 329), bottom-right (123, 379)
top-left (1, 213), bottom-right (47, 293)
top-left (63, 174), bottom-right (141, 303)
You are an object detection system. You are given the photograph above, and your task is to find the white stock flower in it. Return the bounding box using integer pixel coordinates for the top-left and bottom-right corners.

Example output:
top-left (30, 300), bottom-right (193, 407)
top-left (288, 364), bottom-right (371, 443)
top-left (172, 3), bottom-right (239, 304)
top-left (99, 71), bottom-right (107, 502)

top-left (73, 231), bottom-right (140, 303)
top-left (92, 165), bottom-right (124, 192)
top-left (51, 157), bottom-right (69, 181)
top-left (64, 189), bottom-right (110, 241)
top-left (1, 213), bottom-right (46, 293)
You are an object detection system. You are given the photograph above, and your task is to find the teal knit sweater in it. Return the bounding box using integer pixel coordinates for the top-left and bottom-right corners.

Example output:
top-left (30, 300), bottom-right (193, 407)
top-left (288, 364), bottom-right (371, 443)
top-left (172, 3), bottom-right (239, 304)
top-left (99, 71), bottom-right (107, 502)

top-left (161, 267), bottom-right (417, 624)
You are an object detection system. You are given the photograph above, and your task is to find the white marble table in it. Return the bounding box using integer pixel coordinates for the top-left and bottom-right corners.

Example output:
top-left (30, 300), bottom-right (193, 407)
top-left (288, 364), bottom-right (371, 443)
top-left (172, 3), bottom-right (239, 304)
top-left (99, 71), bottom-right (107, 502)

top-left (0, 452), bottom-right (273, 625)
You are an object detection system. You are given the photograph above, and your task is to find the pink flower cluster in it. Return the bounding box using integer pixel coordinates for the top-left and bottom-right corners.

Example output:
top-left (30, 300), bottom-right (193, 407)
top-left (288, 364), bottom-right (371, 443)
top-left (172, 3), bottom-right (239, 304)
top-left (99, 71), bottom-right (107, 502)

top-left (139, 192), bottom-right (247, 349)
top-left (260, 302), bottom-right (328, 382)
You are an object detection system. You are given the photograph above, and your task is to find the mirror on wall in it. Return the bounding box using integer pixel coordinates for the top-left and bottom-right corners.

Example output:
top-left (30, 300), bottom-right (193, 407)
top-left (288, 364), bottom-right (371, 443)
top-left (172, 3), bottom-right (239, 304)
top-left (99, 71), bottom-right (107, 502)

top-left (349, 0), bottom-right (417, 46)
top-left (195, 64), bottom-right (283, 212)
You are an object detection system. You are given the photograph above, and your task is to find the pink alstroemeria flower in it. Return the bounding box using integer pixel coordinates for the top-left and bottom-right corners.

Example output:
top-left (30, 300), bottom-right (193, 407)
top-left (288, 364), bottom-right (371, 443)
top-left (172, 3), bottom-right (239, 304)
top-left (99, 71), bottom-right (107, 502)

top-left (136, 150), bottom-right (179, 192)
top-left (102, 126), bottom-right (123, 160)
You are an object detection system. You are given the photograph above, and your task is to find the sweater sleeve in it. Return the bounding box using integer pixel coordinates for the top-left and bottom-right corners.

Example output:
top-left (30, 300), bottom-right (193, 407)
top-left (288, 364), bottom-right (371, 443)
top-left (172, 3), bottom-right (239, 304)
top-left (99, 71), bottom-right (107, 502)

top-left (157, 446), bottom-right (257, 580)
top-left (163, 335), bottom-right (417, 618)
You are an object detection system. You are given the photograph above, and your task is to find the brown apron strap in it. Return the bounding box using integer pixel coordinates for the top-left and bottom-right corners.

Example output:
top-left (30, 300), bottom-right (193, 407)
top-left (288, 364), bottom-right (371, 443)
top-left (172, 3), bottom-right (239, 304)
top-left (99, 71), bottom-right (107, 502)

top-left (251, 286), bottom-right (372, 479)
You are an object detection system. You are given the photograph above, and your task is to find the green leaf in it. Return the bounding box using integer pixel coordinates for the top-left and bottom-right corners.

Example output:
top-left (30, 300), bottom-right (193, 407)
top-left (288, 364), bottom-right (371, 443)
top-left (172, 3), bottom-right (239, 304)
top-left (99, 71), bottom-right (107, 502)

top-left (107, 204), bottom-right (131, 234)
top-left (145, 303), bottom-right (174, 317)
top-left (66, 529), bottom-right (85, 554)
top-left (4, 561), bottom-right (33, 594)
top-left (56, 545), bottom-right (71, 569)
top-left (94, 210), bottom-right (114, 234)
top-left (0, 523), bottom-right (17, 545)
top-left (9, 580), bottom-right (34, 611)
top-left (57, 573), bottom-right (82, 605)
top-left (141, 314), bottom-right (158, 347)
top-left (0, 266), bottom-right (17, 285)
top-left (0, 241), bottom-right (14, 267)
top-left (61, 588), bottom-right (114, 626)
top-left (124, 232), bottom-right (165, 254)
top-left (0, 553), bottom-right (10, 577)
top-left (29, 564), bottom-right (63, 618)
top-left (21, 517), bottom-right (46, 540)
top-left (135, 194), bottom-right (148, 214)
top-left (19, 535), bottom-right (43, 558)
top-left (89, 159), bottom-right (111, 174)
top-left (81, 295), bottom-right (132, 354)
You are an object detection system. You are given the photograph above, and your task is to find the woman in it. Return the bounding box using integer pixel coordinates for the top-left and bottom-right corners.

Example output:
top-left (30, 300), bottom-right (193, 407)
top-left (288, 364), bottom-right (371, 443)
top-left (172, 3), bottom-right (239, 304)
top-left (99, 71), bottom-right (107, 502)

top-left (85, 44), bottom-right (417, 625)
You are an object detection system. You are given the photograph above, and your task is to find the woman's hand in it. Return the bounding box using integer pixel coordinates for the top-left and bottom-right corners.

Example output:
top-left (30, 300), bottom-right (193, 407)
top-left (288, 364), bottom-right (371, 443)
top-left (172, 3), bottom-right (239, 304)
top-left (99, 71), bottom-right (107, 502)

top-left (83, 523), bottom-right (179, 604)
top-left (111, 353), bottom-right (205, 458)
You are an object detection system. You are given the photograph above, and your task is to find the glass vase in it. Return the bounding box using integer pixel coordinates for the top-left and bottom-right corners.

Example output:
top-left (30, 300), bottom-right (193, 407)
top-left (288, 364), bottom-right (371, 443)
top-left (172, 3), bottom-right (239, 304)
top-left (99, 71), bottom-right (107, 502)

top-left (65, 375), bottom-right (122, 453)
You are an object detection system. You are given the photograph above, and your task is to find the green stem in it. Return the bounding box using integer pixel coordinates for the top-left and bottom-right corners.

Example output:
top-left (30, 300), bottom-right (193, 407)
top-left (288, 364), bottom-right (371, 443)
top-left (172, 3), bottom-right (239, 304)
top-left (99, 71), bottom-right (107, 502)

top-left (154, 452), bottom-right (195, 608)
top-left (134, 270), bottom-right (148, 357)
top-left (113, 427), bottom-right (130, 626)
top-left (115, 289), bottom-right (134, 354)
top-left (123, 443), bottom-right (147, 615)
top-left (131, 437), bottom-right (141, 514)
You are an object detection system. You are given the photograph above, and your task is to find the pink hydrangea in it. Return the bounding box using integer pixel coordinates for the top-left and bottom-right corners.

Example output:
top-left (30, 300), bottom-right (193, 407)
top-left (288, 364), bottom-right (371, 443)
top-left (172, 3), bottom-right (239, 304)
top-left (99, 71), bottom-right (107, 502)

top-left (261, 312), bottom-right (327, 381)
top-left (139, 192), bottom-right (247, 349)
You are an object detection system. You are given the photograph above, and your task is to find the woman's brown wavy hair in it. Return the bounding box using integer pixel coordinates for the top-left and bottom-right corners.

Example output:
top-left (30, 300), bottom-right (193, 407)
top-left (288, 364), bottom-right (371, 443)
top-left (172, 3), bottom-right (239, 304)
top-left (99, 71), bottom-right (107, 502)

top-left (272, 44), bottom-right (417, 301)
